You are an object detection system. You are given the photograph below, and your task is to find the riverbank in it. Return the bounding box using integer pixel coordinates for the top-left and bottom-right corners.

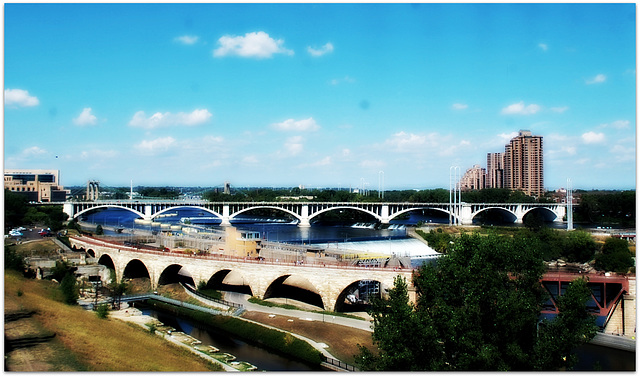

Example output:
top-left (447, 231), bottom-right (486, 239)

top-left (108, 307), bottom-right (239, 371)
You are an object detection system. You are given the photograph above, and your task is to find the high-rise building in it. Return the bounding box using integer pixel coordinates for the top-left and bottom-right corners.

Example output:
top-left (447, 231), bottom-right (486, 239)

top-left (4, 169), bottom-right (67, 202)
top-left (486, 152), bottom-right (504, 189)
top-left (459, 164), bottom-right (486, 191)
top-left (503, 130), bottom-right (544, 197)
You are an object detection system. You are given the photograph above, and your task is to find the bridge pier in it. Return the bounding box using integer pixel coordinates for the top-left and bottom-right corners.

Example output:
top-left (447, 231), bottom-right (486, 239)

top-left (298, 204), bottom-right (311, 228)
top-left (380, 205), bottom-right (390, 224)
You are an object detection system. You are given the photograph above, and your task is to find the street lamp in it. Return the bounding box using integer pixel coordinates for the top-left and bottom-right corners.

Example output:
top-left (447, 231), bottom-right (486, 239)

top-left (449, 166), bottom-right (461, 225)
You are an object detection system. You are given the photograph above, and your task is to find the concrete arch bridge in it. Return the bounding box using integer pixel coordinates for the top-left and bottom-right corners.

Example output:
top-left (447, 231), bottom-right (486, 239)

top-left (69, 236), bottom-right (413, 312)
top-left (61, 201), bottom-right (566, 227)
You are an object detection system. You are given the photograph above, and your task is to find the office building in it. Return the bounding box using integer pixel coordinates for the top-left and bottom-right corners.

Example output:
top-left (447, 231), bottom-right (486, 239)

top-left (4, 169), bottom-right (67, 202)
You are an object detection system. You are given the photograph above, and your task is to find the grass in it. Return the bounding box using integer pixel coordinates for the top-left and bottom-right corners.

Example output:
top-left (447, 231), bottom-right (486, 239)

top-left (4, 270), bottom-right (223, 371)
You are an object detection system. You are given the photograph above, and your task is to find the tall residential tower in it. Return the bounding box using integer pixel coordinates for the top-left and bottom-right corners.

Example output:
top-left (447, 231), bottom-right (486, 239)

top-left (503, 130), bottom-right (544, 197)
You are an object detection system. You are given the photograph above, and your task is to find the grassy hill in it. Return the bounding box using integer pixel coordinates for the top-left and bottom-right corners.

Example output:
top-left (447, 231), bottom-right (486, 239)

top-left (4, 270), bottom-right (222, 371)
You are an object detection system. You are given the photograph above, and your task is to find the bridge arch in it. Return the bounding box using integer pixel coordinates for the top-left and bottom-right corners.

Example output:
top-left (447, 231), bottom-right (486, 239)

top-left (471, 207), bottom-right (518, 224)
top-left (521, 207), bottom-right (559, 222)
top-left (390, 206), bottom-right (454, 222)
top-left (152, 206), bottom-right (222, 221)
top-left (264, 274), bottom-right (324, 309)
top-left (230, 206), bottom-right (302, 223)
top-left (205, 269), bottom-right (253, 295)
top-left (123, 259), bottom-right (152, 293)
top-left (73, 205), bottom-right (145, 220)
top-left (308, 206), bottom-right (381, 223)
top-left (334, 278), bottom-right (383, 312)
top-left (158, 264), bottom-right (196, 287)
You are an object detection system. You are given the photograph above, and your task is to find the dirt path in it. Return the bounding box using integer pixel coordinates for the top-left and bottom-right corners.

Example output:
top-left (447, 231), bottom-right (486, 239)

top-left (241, 311), bottom-right (375, 365)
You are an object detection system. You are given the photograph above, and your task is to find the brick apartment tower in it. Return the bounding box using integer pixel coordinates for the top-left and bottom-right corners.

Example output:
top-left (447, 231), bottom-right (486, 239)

top-left (503, 130), bottom-right (544, 197)
top-left (486, 152), bottom-right (504, 189)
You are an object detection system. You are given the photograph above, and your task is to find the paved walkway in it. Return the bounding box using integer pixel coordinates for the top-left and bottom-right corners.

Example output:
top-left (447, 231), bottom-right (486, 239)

top-left (224, 292), bottom-right (374, 332)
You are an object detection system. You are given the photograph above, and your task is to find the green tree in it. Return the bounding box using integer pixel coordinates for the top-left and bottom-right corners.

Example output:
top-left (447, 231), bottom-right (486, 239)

top-left (594, 237), bottom-right (634, 273)
top-left (562, 230), bottom-right (597, 263)
top-left (534, 279), bottom-right (597, 370)
top-left (357, 232), bottom-right (597, 371)
top-left (60, 273), bottom-right (79, 305)
top-left (4, 188), bottom-right (29, 229)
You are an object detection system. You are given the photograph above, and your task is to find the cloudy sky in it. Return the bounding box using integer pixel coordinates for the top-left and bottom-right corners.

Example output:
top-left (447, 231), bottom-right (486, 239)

top-left (4, 3), bottom-right (636, 190)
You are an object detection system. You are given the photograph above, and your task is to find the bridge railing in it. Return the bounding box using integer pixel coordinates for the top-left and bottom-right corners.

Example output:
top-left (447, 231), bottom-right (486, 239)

top-left (70, 236), bottom-right (416, 272)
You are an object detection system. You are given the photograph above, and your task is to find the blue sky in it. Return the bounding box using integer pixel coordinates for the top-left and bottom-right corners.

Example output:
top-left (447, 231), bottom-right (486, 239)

top-left (4, 3), bottom-right (636, 190)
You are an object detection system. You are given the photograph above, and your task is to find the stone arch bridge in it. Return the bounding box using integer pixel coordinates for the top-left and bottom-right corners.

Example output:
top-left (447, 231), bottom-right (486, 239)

top-left (59, 201), bottom-right (566, 227)
top-left (69, 236), bottom-right (413, 312)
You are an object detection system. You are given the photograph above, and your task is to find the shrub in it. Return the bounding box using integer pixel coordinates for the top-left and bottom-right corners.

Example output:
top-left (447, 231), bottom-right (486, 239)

top-left (96, 304), bottom-right (109, 319)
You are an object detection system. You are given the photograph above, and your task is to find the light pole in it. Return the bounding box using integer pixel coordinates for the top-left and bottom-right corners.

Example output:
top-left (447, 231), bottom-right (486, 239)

top-left (378, 171), bottom-right (385, 199)
top-left (449, 166), bottom-right (461, 226)
top-left (567, 178), bottom-right (573, 231)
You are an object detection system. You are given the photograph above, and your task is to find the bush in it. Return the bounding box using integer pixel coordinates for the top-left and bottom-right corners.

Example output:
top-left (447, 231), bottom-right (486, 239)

top-left (96, 304), bottom-right (109, 319)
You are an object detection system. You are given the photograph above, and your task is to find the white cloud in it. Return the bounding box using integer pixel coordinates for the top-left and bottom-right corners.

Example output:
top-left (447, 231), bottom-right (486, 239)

top-left (73, 108), bottom-right (98, 126)
top-left (501, 101), bottom-right (541, 115)
top-left (538, 43), bottom-right (548, 51)
top-left (550, 106), bottom-right (569, 113)
top-left (272, 117), bottom-right (320, 132)
top-left (498, 132), bottom-right (519, 143)
top-left (586, 74), bottom-right (606, 85)
top-left (135, 137), bottom-right (176, 154)
top-left (307, 42), bottom-right (334, 57)
top-left (79, 149), bottom-right (118, 160)
top-left (610, 145), bottom-right (635, 162)
top-left (452, 103), bottom-right (468, 110)
top-left (359, 160), bottom-right (385, 169)
top-left (174, 35), bottom-right (199, 45)
top-left (330, 76), bottom-right (356, 85)
top-left (384, 131), bottom-right (438, 152)
top-left (22, 146), bottom-right (47, 157)
top-left (243, 155), bottom-right (260, 164)
top-left (284, 136), bottom-right (304, 156)
top-left (5, 88), bottom-right (39, 107)
top-left (213, 31), bottom-right (293, 59)
top-left (582, 131), bottom-right (605, 144)
top-left (313, 156), bottom-right (332, 166)
top-left (600, 120), bottom-right (630, 129)
top-left (129, 109), bottom-right (212, 129)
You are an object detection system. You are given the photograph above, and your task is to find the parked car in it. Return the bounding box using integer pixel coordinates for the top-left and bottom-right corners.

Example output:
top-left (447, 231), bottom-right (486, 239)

top-left (9, 230), bottom-right (23, 237)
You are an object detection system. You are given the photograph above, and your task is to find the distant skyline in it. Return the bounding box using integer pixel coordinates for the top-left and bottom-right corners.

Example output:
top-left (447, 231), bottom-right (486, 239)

top-left (4, 3), bottom-right (636, 190)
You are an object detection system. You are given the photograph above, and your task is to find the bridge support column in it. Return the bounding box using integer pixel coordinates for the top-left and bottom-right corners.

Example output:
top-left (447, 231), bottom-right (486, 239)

top-left (554, 205), bottom-right (566, 223)
top-left (380, 205), bottom-right (390, 224)
top-left (514, 204), bottom-right (525, 224)
top-left (221, 204), bottom-right (231, 226)
top-left (298, 204), bottom-right (311, 228)
top-left (63, 203), bottom-right (75, 220)
top-left (143, 205), bottom-right (153, 221)
top-left (460, 204), bottom-right (473, 225)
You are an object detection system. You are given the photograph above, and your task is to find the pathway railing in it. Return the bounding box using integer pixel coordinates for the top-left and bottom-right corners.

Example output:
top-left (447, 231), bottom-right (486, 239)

top-left (321, 355), bottom-right (359, 371)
